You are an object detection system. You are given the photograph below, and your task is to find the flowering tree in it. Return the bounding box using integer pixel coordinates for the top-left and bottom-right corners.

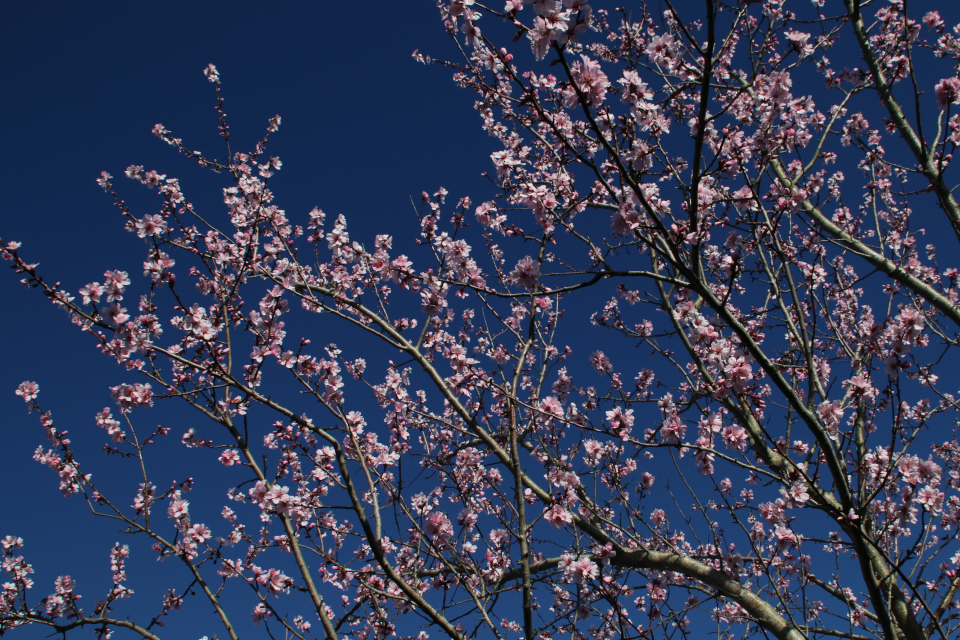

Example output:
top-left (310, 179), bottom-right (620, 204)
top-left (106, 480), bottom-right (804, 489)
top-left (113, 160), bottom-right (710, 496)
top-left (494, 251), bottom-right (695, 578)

top-left (5, 0), bottom-right (960, 638)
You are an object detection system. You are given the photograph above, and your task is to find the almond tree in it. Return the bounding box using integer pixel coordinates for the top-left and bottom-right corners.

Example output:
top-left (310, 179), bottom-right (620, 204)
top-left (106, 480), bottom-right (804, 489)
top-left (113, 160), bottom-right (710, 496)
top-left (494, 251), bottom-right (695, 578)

top-left (4, 1), bottom-right (960, 639)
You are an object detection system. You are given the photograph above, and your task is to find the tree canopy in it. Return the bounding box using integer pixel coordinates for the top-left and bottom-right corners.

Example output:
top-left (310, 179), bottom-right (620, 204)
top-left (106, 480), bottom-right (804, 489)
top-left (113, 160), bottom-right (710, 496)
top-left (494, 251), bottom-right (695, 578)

top-left (5, 2), bottom-right (960, 639)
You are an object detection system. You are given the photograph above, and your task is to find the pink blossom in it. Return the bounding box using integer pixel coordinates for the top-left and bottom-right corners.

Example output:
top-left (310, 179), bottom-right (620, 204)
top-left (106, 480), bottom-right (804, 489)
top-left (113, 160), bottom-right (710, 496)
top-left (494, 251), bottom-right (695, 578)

top-left (774, 525), bottom-right (800, 551)
top-left (457, 508), bottom-right (478, 531)
top-left (593, 542), bottom-right (616, 565)
top-left (923, 11), bottom-right (943, 29)
top-left (539, 395), bottom-right (563, 418)
top-left (896, 306), bottom-right (925, 342)
top-left (461, 20), bottom-right (482, 48)
top-left (544, 504), bottom-right (573, 527)
top-left (526, 17), bottom-right (552, 61)
top-left (724, 357), bottom-right (752, 390)
top-left (605, 406), bottom-right (634, 437)
top-left (265, 484), bottom-right (291, 505)
top-left (187, 523), bottom-right (212, 543)
top-left (660, 416), bottom-right (686, 444)
top-left (425, 511), bottom-right (453, 541)
top-left (618, 69), bottom-right (653, 107)
top-left (785, 30), bottom-right (814, 57)
top-left (590, 350), bottom-right (613, 374)
top-left (936, 78), bottom-right (960, 109)
top-left (641, 472), bottom-right (655, 489)
top-left (509, 256), bottom-right (540, 290)
top-left (916, 486), bottom-right (944, 512)
top-left (251, 602), bottom-right (270, 626)
top-left (54, 575), bottom-right (75, 595)
top-left (787, 482), bottom-right (809, 505)
top-left (219, 449), bottom-right (241, 466)
top-left (248, 480), bottom-right (267, 503)
top-left (15, 381), bottom-right (39, 402)
top-left (110, 383), bottom-right (153, 412)
top-left (559, 554), bottom-right (599, 583)
top-left (568, 55), bottom-right (609, 106)
top-left (134, 214), bottom-right (167, 238)
top-left (759, 71), bottom-right (793, 104)
top-left (104, 303), bottom-right (130, 325)
top-left (721, 425), bottom-right (748, 451)
top-left (168, 494), bottom-right (190, 524)
top-left (1, 536), bottom-right (23, 551)
top-left (519, 185), bottom-right (557, 229)
top-left (448, 0), bottom-right (476, 18)
top-left (95, 408), bottom-right (124, 443)
top-left (255, 567), bottom-right (292, 594)
top-left (650, 509), bottom-right (668, 526)
top-left (843, 374), bottom-right (876, 401)
top-left (851, 606), bottom-right (868, 627)
top-left (203, 63), bottom-right (220, 84)
top-left (103, 270), bottom-right (130, 302)
top-left (582, 439), bottom-right (604, 466)
top-left (646, 34), bottom-right (677, 66)
top-left (900, 454), bottom-right (922, 484)
top-left (817, 401), bottom-right (844, 435)
top-left (345, 410), bottom-right (366, 432)
top-left (760, 501), bottom-right (786, 524)
top-left (475, 201), bottom-right (505, 230)
top-left (647, 574), bottom-right (668, 600)
top-left (79, 282), bottom-right (104, 305)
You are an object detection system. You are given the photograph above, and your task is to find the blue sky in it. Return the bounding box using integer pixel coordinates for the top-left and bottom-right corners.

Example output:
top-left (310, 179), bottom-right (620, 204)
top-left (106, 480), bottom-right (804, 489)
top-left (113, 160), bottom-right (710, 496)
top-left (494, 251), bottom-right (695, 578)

top-left (0, 1), bottom-right (502, 635)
